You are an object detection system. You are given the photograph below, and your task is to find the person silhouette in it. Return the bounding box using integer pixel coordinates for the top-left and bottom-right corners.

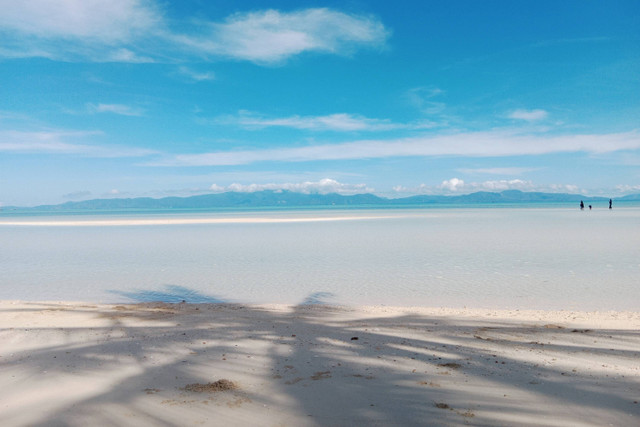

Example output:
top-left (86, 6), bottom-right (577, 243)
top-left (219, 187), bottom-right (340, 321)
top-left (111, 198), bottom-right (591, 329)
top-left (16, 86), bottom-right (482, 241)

top-left (609, 199), bottom-right (612, 209)
top-left (580, 200), bottom-right (584, 210)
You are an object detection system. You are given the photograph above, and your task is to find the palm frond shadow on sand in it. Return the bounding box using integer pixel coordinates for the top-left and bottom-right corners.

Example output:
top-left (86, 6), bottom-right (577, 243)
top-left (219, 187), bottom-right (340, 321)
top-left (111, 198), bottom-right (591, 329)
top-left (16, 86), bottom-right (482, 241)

top-left (3, 289), bottom-right (639, 426)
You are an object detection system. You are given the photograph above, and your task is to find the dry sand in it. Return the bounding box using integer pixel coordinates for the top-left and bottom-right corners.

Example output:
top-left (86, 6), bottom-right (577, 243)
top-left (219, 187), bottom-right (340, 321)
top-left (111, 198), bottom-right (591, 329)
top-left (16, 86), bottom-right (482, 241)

top-left (0, 301), bottom-right (638, 426)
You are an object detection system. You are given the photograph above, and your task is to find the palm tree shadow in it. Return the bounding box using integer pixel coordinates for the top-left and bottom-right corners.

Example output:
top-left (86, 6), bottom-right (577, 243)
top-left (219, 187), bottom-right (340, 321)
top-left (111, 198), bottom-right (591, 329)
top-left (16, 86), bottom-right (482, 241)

top-left (300, 291), bottom-right (335, 305)
top-left (109, 284), bottom-right (226, 303)
top-left (4, 292), bottom-right (639, 426)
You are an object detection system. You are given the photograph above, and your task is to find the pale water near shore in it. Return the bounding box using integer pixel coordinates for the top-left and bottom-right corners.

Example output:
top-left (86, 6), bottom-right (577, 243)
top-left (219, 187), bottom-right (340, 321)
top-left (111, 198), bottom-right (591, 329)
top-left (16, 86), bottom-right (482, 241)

top-left (1, 207), bottom-right (639, 310)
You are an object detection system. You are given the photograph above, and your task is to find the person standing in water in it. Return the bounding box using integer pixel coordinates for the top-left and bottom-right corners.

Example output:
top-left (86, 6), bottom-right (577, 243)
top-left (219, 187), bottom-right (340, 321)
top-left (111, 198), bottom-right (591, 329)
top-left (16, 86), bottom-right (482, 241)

top-left (580, 200), bottom-right (584, 210)
top-left (609, 199), bottom-right (612, 209)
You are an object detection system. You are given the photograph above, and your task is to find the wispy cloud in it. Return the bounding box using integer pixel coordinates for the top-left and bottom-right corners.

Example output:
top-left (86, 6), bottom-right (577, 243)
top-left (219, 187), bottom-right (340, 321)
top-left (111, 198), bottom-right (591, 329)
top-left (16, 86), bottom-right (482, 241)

top-left (508, 109), bottom-right (549, 121)
top-left (530, 37), bottom-right (612, 49)
top-left (0, 129), bottom-right (154, 157)
top-left (87, 103), bottom-right (145, 116)
top-left (0, 129), bottom-right (101, 153)
top-left (209, 178), bottom-right (372, 195)
top-left (62, 190), bottom-right (92, 200)
top-left (151, 130), bottom-right (640, 166)
top-left (177, 66), bottom-right (215, 82)
top-left (457, 167), bottom-right (540, 175)
top-left (406, 87), bottom-right (446, 115)
top-left (0, 3), bottom-right (389, 64)
top-left (213, 111), bottom-right (435, 132)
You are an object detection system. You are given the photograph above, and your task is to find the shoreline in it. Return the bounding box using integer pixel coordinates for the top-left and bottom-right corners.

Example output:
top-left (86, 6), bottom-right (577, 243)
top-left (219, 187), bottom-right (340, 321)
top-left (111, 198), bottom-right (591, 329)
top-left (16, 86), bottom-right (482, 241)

top-left (2, 301), bottom-right (638, 426)
top-left (3, 204), bottom-right (639, 227)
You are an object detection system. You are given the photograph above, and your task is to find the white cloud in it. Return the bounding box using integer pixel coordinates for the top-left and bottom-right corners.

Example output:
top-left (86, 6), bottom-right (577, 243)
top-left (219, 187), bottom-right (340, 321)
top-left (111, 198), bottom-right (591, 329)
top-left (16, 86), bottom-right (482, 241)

top-left (395, 179), bottom-right (582, 195)
top-left (153, 130), bottom-right (640, 166)
top-left (209, 178), bottom-right (372, 195)
top-left (177, 8), bottom-right (389, 64)
top-left (469, 179), bottom-right (534, 192)
top-left (0, 0), bottom-right (162, 60)
top-left (0, 3), bottom-right (388, 63)
top-left (0, 0), bottom-right (161, 42)
top-left (87, 103), bottom-right (145, 116)
top-left (509, 109), bottom-right (549, 121)
top-left (215, 111), bottom-right (435, 132)
top-left (440, 178), bottom-right (466, 192)
top-left (547, 183), bottom-right (581, 194)
top-left (615, 184), bottom-right (640, 194)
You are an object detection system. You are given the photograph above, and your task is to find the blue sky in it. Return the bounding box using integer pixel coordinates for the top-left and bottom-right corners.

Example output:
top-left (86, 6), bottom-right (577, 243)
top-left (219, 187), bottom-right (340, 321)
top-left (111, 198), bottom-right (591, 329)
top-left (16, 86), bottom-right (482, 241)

top-left (1, 0), bottom-right (639, 206)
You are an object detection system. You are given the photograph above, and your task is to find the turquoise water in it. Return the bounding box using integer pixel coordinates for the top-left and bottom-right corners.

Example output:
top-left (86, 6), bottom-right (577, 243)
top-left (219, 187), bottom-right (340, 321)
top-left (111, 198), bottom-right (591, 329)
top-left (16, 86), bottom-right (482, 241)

top-left (1, 207), bottom-right (639, 310)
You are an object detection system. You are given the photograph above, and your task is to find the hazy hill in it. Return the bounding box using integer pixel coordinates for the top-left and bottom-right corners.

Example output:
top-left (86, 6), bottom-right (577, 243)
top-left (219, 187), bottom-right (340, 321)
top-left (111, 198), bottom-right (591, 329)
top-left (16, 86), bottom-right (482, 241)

top-left (4, 190), bottom-right (631, 212)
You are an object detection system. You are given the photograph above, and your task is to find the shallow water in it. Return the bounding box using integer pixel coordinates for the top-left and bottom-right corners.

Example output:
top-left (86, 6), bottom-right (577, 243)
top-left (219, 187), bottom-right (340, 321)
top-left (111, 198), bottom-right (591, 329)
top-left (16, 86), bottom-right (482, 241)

top-left (1, 207), bottom-right (638, 310)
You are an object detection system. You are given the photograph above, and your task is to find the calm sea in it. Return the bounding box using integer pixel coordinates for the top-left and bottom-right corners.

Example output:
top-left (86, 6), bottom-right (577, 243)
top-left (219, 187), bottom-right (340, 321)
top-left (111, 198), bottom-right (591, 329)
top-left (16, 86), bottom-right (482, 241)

top-left (1, 206), bottom-right (639, 310)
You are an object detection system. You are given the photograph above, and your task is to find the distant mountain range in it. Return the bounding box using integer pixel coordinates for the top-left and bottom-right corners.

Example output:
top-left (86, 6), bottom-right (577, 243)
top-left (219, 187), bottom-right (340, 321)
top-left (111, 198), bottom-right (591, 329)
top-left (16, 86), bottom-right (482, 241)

top-left (5, 190), bottom-right (640, 212)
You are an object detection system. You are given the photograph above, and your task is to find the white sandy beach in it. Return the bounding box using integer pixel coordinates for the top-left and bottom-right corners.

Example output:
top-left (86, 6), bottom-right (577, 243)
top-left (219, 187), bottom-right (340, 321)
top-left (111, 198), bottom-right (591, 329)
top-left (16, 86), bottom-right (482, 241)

top-left (1, 301), bottom-right (638, 426)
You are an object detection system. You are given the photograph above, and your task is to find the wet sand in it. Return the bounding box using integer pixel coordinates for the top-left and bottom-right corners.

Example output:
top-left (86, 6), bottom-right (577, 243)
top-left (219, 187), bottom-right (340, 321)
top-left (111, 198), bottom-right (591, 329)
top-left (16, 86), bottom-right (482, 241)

top-left (1, 301), bottom-right (638, 426)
